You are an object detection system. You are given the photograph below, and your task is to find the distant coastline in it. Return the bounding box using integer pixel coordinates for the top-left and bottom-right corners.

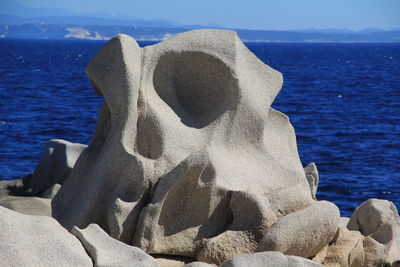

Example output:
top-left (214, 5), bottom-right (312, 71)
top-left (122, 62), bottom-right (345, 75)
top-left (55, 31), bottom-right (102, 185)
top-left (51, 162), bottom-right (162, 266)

top-left (1, 23), bottom-right (400, 42)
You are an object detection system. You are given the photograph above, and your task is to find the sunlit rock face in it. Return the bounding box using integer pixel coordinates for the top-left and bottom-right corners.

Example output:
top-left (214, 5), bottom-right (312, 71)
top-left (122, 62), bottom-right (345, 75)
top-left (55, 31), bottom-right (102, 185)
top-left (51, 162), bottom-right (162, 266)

top-left (52, 30), bottom-right (338, 264)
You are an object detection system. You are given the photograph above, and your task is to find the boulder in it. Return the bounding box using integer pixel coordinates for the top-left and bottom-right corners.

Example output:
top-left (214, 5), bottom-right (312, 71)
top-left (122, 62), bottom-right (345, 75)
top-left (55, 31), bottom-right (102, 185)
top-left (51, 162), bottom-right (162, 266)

top-left (304, 162), bottom-right (318, 200)
top-left (257, 201), bottom-right (340, 258)
top-left (29, 139), bottom-right (86, 197)
top-left (51, 29), bottom-right (332, 262)
top-left (362, 236), bottom-right (390, 267)
top-left (0, 206), bottom-right (92, 266)
top-left (0, 196), bottom-right (51, 216)
top-left (72, 223), bottom-right (159, 267)
top-left (348, 199), bottom-right (400, 266)
top-left (220, 251), bottom-right (324, 267)
top-left (317, 227), bottom-right (364, 267)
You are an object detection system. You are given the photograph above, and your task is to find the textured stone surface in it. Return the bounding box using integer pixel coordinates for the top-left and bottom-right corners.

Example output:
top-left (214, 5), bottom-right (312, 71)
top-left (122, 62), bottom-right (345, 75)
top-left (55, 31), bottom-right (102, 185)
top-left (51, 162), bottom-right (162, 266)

top-left (348, 199), bottom-right (400, 266)
top-left (52, 30), bottom-right (332, 262)
top-left (304, 162), bottom-right (318, 200)
top-left (0, 196), bottom-right (51, 216)
top-left (0, 206), bottom-right (92, 267)
top-left (220, 251), bottom-right (324, 267)
top-left (320, 227), bottom-right (364, 267)
top-left (72, 223), bottom-right (159, 267)
top-left (257, 201), bottom-right (340, 258)
top-left (312, 246), bottom-right (328, 264)
top-left (30, 139), bottom-right (86, 197)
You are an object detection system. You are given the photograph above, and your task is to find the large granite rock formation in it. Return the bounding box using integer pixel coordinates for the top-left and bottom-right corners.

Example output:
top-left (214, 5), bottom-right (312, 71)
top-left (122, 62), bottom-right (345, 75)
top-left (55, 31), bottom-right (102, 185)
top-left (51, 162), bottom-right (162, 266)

top-left (51, 30), bottom-right (339, 263)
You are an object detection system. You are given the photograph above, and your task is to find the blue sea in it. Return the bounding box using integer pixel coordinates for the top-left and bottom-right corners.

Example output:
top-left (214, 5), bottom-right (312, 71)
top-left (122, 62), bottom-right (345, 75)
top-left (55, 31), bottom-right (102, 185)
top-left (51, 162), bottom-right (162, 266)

top-left (0, 39), bottom-right (399, 217)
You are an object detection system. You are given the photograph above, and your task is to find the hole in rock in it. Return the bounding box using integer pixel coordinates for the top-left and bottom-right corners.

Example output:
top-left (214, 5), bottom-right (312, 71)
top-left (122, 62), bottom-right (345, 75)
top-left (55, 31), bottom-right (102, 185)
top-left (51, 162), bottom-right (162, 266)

top-left (153, 51), bottom-right (239, 128)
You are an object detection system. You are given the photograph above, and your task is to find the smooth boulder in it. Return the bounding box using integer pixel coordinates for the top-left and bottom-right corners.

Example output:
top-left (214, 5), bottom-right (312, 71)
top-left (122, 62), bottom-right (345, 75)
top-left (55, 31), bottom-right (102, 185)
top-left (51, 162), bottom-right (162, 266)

top-left (257, 201), bottom-right (340, 258)
top-left (30, 139), bottom-right (87, 197)
top-left (0, 206), bottom-right (92, 267)
top-left (72, 223), bottom-right (159, 267)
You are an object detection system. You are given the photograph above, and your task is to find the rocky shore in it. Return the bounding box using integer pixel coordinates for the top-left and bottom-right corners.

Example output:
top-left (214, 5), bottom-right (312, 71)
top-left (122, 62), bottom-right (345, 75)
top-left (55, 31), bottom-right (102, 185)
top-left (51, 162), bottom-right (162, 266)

top-left (1, 30), bottom-right (399, 267)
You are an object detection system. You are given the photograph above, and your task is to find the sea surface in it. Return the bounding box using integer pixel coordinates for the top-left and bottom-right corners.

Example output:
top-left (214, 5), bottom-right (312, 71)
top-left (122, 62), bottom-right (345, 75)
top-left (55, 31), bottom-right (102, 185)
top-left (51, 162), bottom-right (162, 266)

top-left (0, 39), bottom-right (399, 217)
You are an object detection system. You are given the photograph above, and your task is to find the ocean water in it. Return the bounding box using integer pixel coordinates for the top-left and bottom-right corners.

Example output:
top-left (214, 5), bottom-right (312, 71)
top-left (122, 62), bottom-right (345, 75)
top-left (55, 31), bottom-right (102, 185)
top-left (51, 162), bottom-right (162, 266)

top-left (0, 39), bottom-right (399, 217)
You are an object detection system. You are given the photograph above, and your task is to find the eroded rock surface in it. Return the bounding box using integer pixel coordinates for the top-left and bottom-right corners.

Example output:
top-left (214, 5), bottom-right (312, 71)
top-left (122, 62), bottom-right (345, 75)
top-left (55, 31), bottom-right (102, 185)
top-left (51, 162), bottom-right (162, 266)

top-left (51, 30), bottom-right (337, 262)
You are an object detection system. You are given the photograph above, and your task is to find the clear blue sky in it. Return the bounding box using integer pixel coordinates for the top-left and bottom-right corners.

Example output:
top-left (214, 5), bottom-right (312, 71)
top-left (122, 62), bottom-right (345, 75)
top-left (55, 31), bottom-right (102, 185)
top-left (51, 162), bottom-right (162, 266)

top-left (18, 0), bottom-right (400, 30)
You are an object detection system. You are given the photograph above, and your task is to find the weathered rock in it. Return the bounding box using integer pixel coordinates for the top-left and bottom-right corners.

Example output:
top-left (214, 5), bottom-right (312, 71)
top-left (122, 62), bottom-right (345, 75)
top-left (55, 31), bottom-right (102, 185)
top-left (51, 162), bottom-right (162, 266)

top-left (0, 196), bottom-right (51, 216)
top-left (52, 29), bottom-right (330, 262)
top-left (72, 223), bottom-right (159, 267)
top-left (220, 251), bottom-right (324, 267)
top-left (257, 201), bottom-right (340, 258)
top-left (304, 162), bottom-right (318, 200)
top-left (312, 246), bottom-right (328, 264)
top-left (30, 139), bottom-right (86, 197)
top-left (321, 227), bottom-right (364, 267)
top-left (348, 199), bottom-right (400, 265)
top-left (362, 236), bottom-right (390, 267)
top-left (0, 206), bottom-right (92, 266)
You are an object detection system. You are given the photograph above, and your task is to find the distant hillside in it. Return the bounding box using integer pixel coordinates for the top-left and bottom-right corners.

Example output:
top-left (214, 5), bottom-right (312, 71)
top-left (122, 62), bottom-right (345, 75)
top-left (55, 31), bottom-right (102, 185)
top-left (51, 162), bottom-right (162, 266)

top-left (0, 0), bottom-right (181, 28)
top-left (0, 14), bottom-right (181, 28)
top-left (0, 23), bottom-right (400, 42)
